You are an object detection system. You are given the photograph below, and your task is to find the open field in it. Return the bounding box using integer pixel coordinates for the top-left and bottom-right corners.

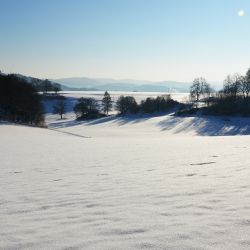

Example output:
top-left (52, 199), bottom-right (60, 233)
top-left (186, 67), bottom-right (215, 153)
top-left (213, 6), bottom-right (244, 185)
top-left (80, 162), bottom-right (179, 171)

top-left (1, 109), bottom-right (250, 249)
top-left (2, 0), bottom-right (250, 248)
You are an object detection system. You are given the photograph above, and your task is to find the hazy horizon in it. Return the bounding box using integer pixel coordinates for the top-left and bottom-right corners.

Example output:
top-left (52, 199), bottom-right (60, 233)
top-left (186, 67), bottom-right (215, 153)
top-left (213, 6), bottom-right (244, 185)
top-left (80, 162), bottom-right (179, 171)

top-left (1, 0), bottom-right (249, 82)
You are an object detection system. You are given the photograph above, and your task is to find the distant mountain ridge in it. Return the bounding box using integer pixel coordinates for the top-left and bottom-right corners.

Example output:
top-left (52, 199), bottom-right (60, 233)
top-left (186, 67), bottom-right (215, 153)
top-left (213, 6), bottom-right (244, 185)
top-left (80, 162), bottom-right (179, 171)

top-left (12, 74), bottom-right (97, 91)
top-left (9, 74), bottom-right (222, 93)
top-left (54, 77), bottom-right (192, 93)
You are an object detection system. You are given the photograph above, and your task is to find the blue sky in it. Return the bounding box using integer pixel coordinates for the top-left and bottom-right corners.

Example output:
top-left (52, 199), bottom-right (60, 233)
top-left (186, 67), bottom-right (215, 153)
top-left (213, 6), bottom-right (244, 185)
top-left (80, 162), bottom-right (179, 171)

top-left (0, 0), bottom-right (249, 82)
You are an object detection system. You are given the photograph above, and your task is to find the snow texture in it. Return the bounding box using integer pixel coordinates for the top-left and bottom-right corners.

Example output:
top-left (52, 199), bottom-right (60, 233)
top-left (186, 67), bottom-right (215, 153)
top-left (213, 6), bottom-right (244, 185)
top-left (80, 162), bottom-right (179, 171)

top-left (1, 95), bottom-right (250, 249)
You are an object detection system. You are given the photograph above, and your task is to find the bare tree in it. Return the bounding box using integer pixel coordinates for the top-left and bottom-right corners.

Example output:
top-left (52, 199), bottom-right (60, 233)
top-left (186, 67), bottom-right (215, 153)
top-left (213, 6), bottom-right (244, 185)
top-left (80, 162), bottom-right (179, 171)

top-left (223, 74), bottom-right (242, 99)
top-left (53, 100), bottom-right (66, 119)
top-left (190, 77), bottom-right (211, 104)
top-left (242, 69), bottom-right (250, 98)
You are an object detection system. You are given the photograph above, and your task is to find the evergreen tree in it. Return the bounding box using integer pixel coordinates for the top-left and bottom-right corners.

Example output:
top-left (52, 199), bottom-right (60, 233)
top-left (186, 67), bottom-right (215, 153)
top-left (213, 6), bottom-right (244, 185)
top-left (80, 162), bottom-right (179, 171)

top-left (102, 91), bottom-right (112, 115)
top-left (0, 74), bottom-right (44, 125)
top-left (223, 74), bottom-right (242, 99)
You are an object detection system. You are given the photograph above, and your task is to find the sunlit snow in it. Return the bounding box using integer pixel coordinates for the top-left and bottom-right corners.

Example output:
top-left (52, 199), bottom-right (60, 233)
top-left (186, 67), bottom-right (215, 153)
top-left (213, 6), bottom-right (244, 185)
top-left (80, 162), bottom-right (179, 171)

top-left (1, 94), bottom-right (250, 249)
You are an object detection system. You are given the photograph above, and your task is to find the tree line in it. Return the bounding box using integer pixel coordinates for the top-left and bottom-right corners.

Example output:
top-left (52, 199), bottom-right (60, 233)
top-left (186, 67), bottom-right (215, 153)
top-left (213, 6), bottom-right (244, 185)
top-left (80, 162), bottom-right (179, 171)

top-left (0, 73), bottom-right (44, 125)
top-left (186, 68), bottom-right (250, 116)
top-left (71, 91), bottom-right (179, 120)
top-left (30, 78), bottom-right (62, 95)
top-left (2, 68), bottom-right (250, 124)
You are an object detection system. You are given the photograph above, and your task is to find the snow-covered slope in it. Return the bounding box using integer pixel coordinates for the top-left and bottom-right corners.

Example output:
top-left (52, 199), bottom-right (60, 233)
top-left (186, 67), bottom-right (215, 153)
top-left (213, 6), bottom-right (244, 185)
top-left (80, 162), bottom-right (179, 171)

top-left (1, 120), bottom-right (250, 249)
top-left (47, 112), bottom-right (250, 137)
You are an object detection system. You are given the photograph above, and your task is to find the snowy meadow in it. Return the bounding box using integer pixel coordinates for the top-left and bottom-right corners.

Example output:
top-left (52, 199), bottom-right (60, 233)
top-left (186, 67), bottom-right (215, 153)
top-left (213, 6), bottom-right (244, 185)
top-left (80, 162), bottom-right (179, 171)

top-left (2, 0), bottom-right (250, 249)
top-left (1, 92), bottom-right (250, 250)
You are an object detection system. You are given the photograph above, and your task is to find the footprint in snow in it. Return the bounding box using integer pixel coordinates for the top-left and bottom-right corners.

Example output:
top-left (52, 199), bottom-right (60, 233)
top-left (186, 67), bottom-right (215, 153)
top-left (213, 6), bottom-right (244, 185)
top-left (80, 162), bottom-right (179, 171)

top-left (190, 162), bottom-right (216, 166)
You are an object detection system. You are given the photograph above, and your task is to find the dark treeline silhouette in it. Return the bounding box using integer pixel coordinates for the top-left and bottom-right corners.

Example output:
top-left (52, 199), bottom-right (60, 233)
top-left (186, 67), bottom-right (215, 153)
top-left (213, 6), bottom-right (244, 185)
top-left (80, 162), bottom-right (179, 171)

top-left (10, 74), bottom-right (62, 95)
top-left (116, 96), bottom-right (139, 114)
top-left (73, 92), bottom-right (179, 120)
top-left (116, 95), bottom-right (179, 115)
top-left (0, 73), bottom-right (44, 125)
top-left (31, 78), bottom-right (61, 95)
top-left (208, 71), bottom-right (250, 115)
top-left (141, 95), bottom-right (178, 114)
top-left (74, 97), bottom-right (106, 120)
top-left (116, 94), bottom-right (179, 115)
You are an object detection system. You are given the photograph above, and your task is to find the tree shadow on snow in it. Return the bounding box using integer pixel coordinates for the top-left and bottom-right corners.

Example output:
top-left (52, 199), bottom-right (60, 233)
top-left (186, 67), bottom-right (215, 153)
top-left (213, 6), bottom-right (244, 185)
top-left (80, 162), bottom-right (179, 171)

top-left (82, 111), bottom-right (175, 126)
top-left (158, 115), bottom-right (250, 136)
top-left (48, 119), bottom-right (86, 129)
top-left (49, 112), bottom-right (172, 128)
top-left (84, 114), bottom-right (151, 126)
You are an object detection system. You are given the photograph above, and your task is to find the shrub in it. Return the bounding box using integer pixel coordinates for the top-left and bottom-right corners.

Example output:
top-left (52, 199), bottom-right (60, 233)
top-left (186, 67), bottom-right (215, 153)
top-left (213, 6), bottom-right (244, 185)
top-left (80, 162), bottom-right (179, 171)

top-left (116, 96), bottom-right (139, 114)
top-left (141, 95), bottom-right (179, 114)
top-left (74, 97), bottom-right (104, 119)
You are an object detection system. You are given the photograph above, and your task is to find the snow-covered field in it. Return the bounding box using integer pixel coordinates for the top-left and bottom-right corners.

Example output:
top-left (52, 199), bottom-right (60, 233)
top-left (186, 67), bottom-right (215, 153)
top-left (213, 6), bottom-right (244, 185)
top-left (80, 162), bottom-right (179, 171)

top-left (1, 99), bottom-right (250, 249)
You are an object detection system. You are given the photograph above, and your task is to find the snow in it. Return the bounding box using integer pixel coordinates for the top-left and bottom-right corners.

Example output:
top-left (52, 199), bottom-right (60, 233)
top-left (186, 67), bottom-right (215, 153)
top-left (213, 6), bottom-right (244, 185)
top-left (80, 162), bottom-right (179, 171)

top-left (1, 100), bottom-right (250, 249)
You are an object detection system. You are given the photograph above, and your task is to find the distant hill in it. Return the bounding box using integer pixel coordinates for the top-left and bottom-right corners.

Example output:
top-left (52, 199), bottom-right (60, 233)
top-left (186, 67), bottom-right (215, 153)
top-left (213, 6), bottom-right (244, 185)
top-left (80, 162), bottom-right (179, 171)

top-left (54, 77), bottom-right (192, 93)
top-left (10, 74), bottom-right (222, 93)
top-left (60, 84), bottom-right (99, 91)
top-left (53, 77), bottom-right (100, 89)
top-left (13, 74), bottom-right (98, 92)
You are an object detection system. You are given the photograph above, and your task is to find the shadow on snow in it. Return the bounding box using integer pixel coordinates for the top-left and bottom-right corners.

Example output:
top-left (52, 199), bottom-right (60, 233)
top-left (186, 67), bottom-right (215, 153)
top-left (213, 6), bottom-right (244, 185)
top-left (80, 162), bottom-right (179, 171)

top-left (157, 115), bottom-right (250, 136)
top-left (48, 112), bottom-right (250, 136)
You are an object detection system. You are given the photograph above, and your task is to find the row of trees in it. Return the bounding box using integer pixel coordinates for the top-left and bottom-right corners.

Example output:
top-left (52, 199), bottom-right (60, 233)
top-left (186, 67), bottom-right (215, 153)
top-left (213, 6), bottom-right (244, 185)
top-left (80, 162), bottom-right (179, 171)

top-left (53, 91), bottom-right (112, 119)
top-left (72, 91), bottom-right (114, 119)
top-left (190, 69), bottom-right (250, 102)
top-left (8, 73), bottom-right (62, 95)
top-left (32, 79), bottom-right (61, 95)
top-left (0, 73), bottom-right (44, 125)
top-left (222, 70), bottom-right (250, 99)
top-left (116, 94), bottom-right (178, 115)
top-left (69, 91), bottom-right (179, 120)
top-left (188, 68), bottom-right (250, 116)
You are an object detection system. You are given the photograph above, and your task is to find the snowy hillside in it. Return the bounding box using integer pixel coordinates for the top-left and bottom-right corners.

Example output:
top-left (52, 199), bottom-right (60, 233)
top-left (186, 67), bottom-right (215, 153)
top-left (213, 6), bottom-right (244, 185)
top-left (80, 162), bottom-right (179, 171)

top-left (1, 113), bottom-right (250, 249)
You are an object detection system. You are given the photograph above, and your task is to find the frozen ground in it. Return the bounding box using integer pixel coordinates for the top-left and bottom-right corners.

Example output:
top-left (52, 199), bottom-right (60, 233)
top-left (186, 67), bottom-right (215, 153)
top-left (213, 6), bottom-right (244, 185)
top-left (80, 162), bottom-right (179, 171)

top-left (1, 107), bottom-right (250, 249)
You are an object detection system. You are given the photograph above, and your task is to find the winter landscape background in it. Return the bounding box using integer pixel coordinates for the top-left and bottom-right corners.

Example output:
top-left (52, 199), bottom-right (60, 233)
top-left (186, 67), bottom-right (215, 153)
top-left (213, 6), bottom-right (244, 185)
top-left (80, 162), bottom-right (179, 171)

top-left (2, 92), bottom-right (250, 249)
top-left (1, 0), bottom-right (250, 249)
